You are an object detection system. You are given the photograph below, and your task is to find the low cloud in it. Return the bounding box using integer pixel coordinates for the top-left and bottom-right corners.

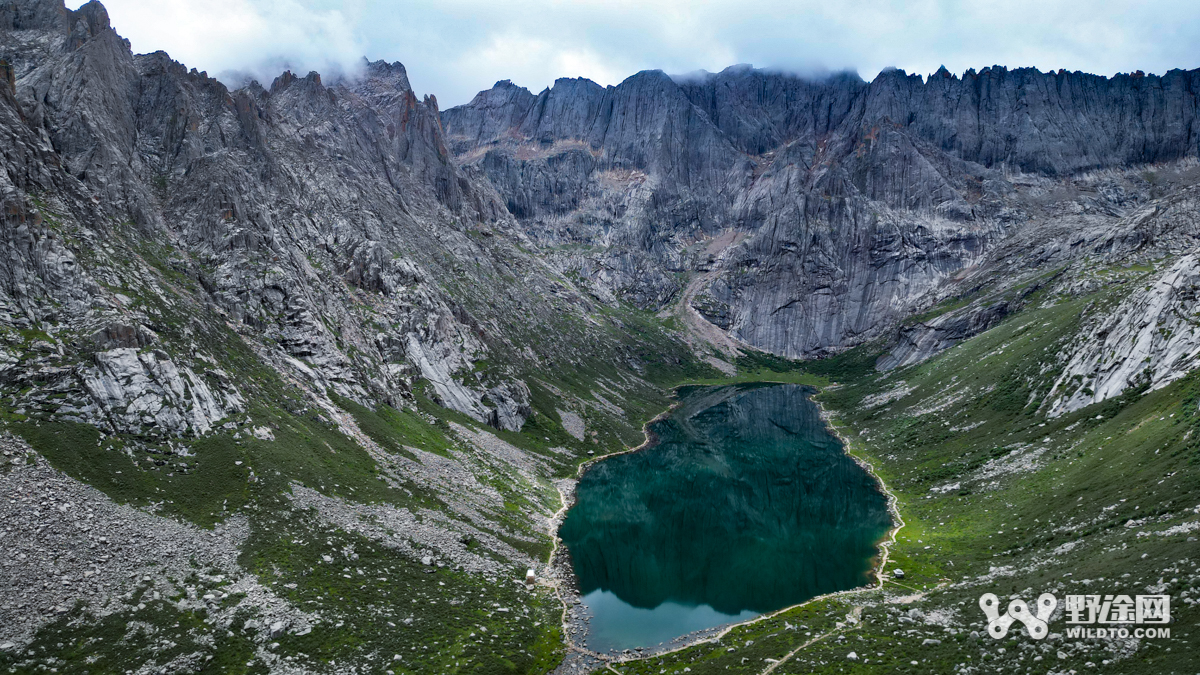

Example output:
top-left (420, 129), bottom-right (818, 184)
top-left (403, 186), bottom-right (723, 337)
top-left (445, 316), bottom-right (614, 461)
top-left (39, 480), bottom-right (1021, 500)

top-left (73, 0), bottom-right (1200, 106)
top-left (86, 0), bottom-right (367, 87)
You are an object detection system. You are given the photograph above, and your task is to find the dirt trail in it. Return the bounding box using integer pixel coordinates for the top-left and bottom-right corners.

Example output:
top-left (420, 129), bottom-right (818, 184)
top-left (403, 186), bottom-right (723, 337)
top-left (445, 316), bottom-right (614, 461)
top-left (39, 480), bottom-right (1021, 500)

top-left (759, 606), bottom-right (864, 675)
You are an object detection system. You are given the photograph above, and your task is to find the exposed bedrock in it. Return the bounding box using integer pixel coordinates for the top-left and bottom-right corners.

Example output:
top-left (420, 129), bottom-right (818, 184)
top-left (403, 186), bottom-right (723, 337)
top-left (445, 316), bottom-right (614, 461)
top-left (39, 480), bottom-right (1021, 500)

top-left (444, 62), bottom-right (1200, 358)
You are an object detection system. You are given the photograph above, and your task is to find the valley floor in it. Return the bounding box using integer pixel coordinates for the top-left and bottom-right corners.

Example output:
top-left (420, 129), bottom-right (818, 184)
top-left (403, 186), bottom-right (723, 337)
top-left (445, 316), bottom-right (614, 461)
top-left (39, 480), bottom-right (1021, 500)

top-left (4, 264), bottom-right (1200, 675)
top-left (601, 280), bottom-right (1200, 675)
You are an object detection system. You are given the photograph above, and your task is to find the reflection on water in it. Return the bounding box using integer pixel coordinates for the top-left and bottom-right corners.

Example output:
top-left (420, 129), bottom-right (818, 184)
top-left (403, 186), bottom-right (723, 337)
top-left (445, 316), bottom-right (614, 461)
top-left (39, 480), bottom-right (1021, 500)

top-left (559, 384), bottom-right (892, 652)
top-left (578, 590), bottom-right (757, 652)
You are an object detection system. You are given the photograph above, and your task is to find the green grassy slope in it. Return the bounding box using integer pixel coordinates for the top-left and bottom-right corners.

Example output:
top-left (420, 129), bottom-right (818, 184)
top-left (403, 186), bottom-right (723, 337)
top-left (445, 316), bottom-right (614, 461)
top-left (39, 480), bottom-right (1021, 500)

top-left (0, 211), bottom-right (727, 674)
top-left (8, 201), bottom-right (1199, 674)
top-left (613, 283), bottom-right (1200, 674)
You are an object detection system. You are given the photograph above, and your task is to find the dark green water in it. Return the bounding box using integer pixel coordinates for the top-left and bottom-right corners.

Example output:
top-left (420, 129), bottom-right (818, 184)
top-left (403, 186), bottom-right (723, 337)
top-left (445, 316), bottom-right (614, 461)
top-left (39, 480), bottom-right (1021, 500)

top-left (559, 383), bottom-right (892, 652)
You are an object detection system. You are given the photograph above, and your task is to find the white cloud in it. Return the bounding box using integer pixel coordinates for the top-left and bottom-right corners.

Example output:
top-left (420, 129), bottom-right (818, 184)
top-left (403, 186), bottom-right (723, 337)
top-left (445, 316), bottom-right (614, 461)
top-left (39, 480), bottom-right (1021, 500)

top-left (76, 0), bottom-right (367, 85)
top-left (71, 0), bottom-right (1200, 106)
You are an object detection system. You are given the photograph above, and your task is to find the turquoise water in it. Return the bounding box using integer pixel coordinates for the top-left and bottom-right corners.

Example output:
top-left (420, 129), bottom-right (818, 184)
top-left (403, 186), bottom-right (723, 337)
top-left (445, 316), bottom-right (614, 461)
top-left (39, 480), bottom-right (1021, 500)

top-left (559, 384), bottom-right (892, 652)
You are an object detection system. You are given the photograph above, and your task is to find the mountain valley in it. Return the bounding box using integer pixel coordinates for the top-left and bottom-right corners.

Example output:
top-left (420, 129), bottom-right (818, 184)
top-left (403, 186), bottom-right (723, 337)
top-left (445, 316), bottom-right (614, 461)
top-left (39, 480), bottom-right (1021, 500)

top-left (2, 1), bottom-right (1200, 673)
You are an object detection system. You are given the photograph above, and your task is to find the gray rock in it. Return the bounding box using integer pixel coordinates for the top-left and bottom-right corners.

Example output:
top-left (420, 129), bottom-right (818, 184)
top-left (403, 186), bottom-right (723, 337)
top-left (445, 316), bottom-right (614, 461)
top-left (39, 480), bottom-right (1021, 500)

top-left (1047, 252), bottom-right (1200, 415)
top-left (443, 62), bottom-right (1200, 359)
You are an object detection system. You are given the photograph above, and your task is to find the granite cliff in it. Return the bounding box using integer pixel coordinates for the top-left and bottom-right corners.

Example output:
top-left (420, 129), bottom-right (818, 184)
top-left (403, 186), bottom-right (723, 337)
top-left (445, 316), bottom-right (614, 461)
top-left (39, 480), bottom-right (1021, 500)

top-left (443, 63), bottom-right (1200, 357)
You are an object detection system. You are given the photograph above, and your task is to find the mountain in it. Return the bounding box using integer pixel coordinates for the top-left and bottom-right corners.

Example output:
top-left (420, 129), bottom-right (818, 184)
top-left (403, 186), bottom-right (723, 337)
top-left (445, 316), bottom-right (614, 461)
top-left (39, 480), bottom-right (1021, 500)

top-left (0, 1), bottom-right (713, 671)
top-left (2, 0), bottom-right (1200, 673)
top-left (443, 63), bottom-right (1200, 357)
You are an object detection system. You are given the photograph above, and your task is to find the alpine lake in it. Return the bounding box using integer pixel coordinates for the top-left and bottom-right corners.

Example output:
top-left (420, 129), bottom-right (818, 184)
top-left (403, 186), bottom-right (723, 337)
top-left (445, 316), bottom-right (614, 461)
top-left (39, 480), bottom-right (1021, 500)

top-left (559, 383), bottom-right (893, 652)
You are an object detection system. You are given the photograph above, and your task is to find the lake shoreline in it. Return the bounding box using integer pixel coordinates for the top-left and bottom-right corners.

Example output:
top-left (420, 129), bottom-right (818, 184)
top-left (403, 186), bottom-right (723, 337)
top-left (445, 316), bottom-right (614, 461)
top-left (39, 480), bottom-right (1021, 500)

top-left (548, 382), bottom-right (905, 669)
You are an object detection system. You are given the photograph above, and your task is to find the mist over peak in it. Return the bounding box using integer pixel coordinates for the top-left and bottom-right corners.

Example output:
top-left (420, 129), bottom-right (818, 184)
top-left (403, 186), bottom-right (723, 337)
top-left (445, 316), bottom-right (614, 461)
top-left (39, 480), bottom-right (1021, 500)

top-left (65, 0), bottom-right (1200, 107)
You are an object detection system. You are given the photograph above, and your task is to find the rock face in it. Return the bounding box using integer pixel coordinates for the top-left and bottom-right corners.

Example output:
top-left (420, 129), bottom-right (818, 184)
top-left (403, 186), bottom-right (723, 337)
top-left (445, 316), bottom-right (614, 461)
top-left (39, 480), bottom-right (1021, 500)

top-left (2, 0), bottom-right (1197, 431)
top-left (877, 301), bottom-right (1016, 372)
top-left (1047, 253), bottom-right (1200, 416)
top-left (0, 0), bottom-right (609, 435)
top-left (443, 64), bottom-right (1200, 357)
top-left (78, 347), bottom-right (244, 435)
top-left (678, 65), bottom-right (1200, 175)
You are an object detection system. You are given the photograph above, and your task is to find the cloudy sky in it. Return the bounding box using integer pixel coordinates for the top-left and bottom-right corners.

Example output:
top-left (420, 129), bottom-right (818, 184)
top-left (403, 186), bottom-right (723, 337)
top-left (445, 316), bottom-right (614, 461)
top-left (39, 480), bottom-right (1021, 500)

top-left (73, 0), bottom-right (1200, 107)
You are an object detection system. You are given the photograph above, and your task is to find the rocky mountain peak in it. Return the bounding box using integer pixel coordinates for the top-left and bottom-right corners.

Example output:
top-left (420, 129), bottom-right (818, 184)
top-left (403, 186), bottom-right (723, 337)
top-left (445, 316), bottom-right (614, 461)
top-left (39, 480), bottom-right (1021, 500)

top-left (68, 0), bottom-right (108, 41)
top-left (442, 59), bottom-right (1200, 356)
top-left (362, 57), bottom-right (412, 92)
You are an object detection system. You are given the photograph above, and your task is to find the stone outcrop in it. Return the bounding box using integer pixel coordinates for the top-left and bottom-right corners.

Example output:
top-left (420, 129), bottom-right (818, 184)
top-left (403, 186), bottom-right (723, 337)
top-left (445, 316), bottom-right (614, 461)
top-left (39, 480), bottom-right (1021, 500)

top-left (1046, 253), bottom-right (1200, 416)
top-left (79, 347), bottom-right (244, 436)
top-left (877, 301), bottom-right (1014, 372)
